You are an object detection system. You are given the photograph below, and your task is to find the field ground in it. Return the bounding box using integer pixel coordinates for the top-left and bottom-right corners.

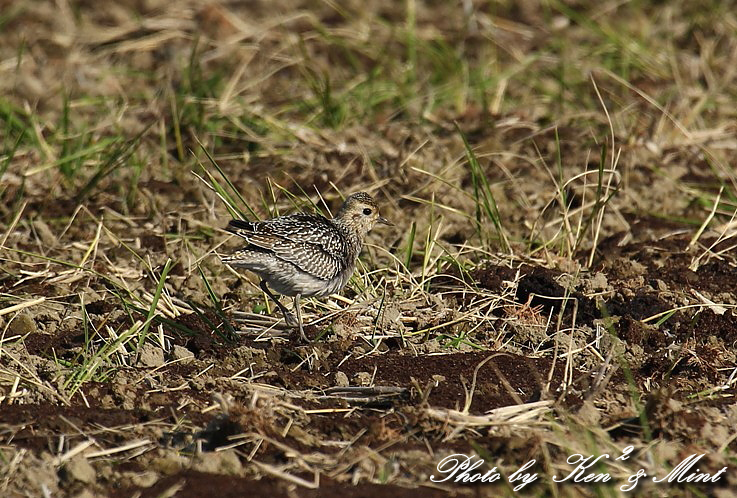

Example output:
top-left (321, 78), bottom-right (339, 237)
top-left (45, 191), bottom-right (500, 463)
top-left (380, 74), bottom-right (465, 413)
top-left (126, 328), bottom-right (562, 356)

top-left (2, 0), bottom-right (737, 496)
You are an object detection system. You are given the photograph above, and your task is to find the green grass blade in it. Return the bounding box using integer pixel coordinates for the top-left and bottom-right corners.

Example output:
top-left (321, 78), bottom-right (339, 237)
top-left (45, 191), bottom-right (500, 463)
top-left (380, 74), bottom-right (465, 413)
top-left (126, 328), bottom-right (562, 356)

top-left (455, 122), bottom-right (509, 252)
top-left (137, 259), bottom-right (173, 353)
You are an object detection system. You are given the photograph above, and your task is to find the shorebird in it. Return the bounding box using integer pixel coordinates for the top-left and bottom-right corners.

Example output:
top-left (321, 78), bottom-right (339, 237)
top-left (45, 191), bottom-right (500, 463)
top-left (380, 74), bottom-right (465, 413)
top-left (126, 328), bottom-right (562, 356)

top-left (222, 192), bottom-right (392, 341)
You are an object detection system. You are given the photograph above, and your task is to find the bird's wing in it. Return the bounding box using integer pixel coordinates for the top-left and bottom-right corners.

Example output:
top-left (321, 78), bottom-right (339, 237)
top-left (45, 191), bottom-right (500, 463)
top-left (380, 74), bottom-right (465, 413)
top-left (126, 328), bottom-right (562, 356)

top-left (226, 214), bottom-right (347, 280)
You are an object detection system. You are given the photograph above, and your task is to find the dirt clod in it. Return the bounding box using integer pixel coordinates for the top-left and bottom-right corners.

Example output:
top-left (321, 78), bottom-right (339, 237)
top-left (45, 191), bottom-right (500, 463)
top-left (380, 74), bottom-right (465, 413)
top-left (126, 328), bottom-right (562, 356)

top-left (192, 450), bottom-right (242, 476)
top-left (138, 344), bottom-right (165, 368)
top-left (61, 457), bottom-right (96, 485)
top-left (334, 371), bottom-right (349, 387)
top-left (9, 313), bottom-right (37, 335)
top-left (171, 345), bottom-right (195, 363)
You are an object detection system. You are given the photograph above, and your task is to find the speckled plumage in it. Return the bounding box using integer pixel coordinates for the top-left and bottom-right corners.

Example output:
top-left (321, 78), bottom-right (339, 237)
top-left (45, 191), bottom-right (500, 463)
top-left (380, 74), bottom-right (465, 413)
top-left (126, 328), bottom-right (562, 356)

top-left (222, 192), bottom-right (391, 341)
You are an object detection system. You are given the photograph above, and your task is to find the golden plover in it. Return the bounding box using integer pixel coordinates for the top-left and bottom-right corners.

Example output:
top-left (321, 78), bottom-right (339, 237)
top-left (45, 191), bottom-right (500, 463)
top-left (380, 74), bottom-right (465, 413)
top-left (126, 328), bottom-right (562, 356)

top-left (222, 192), bottom-right (392, 341)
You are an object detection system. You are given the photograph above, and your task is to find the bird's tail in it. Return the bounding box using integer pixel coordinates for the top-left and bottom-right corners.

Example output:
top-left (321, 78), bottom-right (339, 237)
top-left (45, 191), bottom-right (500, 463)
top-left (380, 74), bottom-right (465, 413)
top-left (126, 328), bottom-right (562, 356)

top-left (225, 219), bottom-right (256, 238)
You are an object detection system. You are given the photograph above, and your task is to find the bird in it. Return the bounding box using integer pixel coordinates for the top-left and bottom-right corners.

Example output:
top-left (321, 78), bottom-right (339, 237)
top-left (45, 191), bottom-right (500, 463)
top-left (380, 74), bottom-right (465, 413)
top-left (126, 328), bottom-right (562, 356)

top-left (222, 192), bottom-right (392, 342)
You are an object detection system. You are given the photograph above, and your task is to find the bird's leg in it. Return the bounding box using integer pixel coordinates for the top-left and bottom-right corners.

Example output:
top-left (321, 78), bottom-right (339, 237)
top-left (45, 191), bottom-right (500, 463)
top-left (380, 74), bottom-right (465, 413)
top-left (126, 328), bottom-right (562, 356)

top-left (294, 294), bottom-right (307, 342)
top-left (259, 280), bottom-right (297, 326)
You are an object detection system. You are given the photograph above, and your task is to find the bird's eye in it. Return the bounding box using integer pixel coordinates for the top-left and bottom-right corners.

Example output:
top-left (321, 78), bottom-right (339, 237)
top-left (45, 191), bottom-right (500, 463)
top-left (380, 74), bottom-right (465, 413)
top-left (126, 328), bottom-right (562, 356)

top-left (363, 208), bottom-right (372, 215)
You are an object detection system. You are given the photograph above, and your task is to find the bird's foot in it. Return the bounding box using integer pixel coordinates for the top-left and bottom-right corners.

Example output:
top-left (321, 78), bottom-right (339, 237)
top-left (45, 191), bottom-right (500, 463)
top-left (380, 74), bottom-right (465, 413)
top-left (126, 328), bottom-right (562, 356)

top-left (281, 311), bottom-right (309, 343)
top-left (297, 325), bottom-right (308, 343)
top-left (283, 311), bottom-right (299, 327)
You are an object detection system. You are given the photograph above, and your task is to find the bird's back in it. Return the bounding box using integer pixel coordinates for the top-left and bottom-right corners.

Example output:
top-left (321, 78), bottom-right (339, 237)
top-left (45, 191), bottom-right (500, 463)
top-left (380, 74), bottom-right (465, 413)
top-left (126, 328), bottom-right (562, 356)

top-left (223, 213), bottom-right (357, 290)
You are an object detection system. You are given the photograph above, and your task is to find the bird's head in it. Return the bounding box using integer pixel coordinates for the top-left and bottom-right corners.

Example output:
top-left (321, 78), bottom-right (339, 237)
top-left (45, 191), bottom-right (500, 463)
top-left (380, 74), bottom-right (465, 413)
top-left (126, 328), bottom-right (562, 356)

top-left (334, 192), bottom-right (392, 237)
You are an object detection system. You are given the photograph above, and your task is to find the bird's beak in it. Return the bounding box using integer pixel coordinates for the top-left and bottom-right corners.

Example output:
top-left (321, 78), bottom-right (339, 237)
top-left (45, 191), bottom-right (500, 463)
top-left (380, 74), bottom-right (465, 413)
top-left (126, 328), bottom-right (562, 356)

top-left (378, 216), bottom-right (393, 226)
